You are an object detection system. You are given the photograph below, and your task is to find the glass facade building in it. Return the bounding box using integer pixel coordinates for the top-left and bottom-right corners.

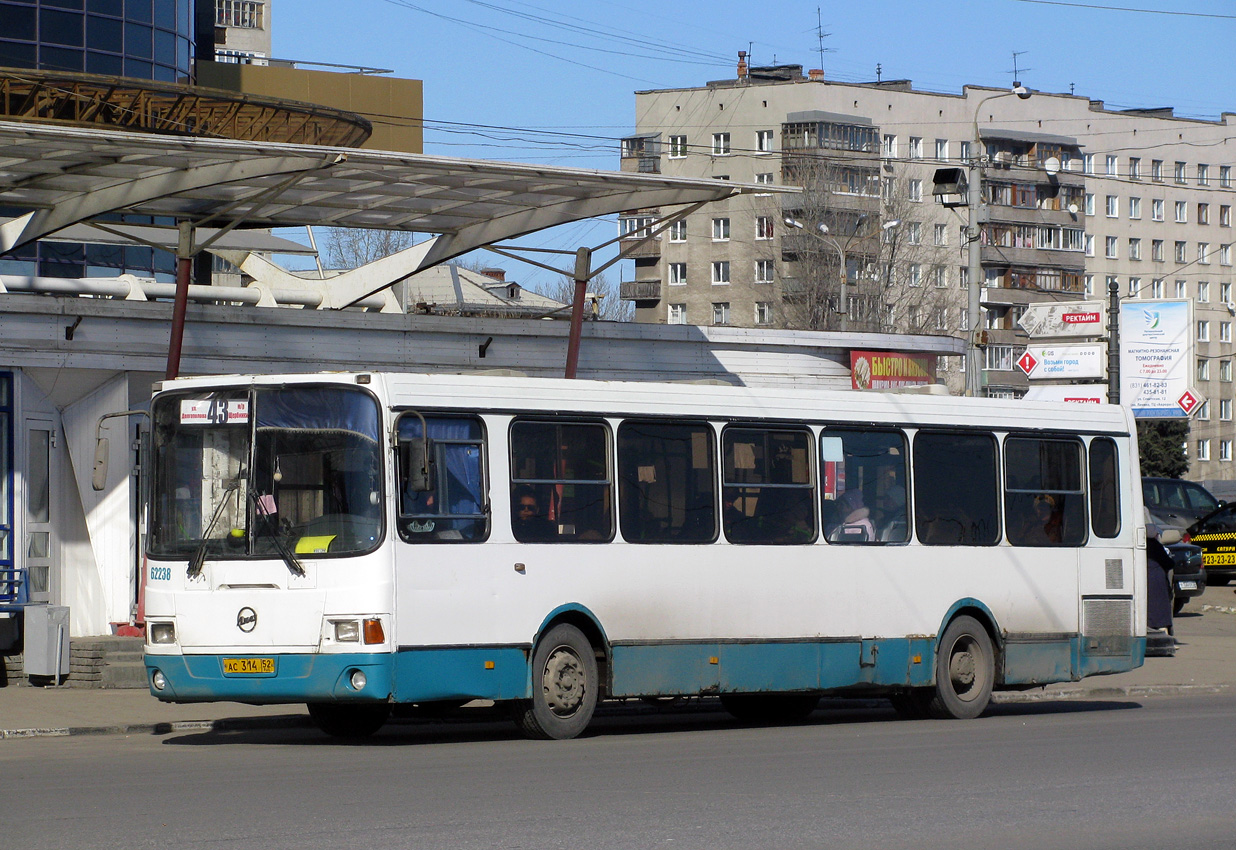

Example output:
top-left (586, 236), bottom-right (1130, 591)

top-left (0, 0), bottom-right (198, 280)
top-left (0, 0), bottom-right (194, 82)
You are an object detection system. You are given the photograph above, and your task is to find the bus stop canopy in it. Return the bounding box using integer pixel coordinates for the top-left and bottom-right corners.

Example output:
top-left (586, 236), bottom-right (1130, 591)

top-left (0, 119), bottom-right (791, 302)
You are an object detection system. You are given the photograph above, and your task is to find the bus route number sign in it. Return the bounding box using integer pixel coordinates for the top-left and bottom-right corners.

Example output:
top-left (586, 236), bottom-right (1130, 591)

top-left (180, 398), bottom-right (251, 426)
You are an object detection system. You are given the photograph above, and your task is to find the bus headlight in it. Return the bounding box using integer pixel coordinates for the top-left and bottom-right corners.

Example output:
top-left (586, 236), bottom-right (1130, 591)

top-left (149, 622), bottom-right (176, 645)
top-left (349, 669), bottom-right (367, 691)
top-left (332, 620), bottom-right (360, 642)
top-left (151, 669), bottom-right (167, 691)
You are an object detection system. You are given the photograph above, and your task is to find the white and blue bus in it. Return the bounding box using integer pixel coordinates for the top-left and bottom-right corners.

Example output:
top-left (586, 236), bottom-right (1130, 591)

top-left (138, 371), bottom-right (1145, 739)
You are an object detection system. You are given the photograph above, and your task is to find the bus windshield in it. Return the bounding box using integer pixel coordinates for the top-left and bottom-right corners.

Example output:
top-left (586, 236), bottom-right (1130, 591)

top-left (149, 385), bottom-right (383, 560)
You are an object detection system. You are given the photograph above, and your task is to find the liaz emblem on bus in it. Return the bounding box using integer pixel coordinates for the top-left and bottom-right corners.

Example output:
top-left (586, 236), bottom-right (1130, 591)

top-left (180, 398), bottom-right (250, 425)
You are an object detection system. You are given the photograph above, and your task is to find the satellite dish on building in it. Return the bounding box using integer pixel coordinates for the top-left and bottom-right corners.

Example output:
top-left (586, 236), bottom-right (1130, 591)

top-left (1044, 156), bottom-right (1061, 175)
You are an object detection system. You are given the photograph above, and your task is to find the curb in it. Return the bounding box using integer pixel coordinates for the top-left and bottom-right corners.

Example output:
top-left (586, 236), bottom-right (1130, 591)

top-left (3, 684), bottom-right (1231, 739)
top-left (0, 713), bottom-right (312, 740)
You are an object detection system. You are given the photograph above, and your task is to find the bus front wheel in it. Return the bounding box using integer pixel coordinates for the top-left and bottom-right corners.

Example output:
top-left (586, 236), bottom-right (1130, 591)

top-left (926, 615), bottom-right (995, 719)
top-left (307, 702), bottom-right (391, 738)
top-left (513, 623), bottom-right (599, 740)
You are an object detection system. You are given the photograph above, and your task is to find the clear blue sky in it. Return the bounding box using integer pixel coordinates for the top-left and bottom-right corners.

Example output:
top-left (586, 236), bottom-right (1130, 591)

top-left (275, 0), bottom-right (1236, 286)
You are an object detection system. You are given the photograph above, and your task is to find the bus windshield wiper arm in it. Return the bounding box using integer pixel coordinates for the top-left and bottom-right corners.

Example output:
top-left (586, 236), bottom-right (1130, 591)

top-left (187, 480), bottom-right (240, 579)
top-left (248, 490), bottom-right (306, 577)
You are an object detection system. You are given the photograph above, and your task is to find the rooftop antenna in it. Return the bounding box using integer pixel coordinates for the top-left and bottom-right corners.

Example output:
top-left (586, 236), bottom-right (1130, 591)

top-left (748, 40), bottom-right (754, 66)
top-left (876, 63), bottom-right (882, 83)
top-left (815, 7), bottom-right (835, 73)
top-left (1010, 50), bottom-right (1031, 89)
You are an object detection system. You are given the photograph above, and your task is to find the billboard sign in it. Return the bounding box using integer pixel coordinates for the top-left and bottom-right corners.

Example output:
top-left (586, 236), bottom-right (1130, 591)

top-left (1023, 386), bottom-right (1106, 404)
top-left (1119, 300), bottom-right (1193, 418)
top-left (1018, 301), bottom-right (1107, 338)
top-left (850, 351), bottom-right (936, 390)
top-left (1017, 344), bottom-right (1106, 380)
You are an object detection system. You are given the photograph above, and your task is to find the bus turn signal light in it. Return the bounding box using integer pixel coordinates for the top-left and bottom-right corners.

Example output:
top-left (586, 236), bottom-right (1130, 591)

top-left (363, 618), bottom-right (385, 645)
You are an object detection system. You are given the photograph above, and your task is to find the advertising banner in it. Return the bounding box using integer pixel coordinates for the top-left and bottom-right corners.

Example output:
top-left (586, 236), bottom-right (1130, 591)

top-left (1119, 300), bottom-right (1193, 418)
top-left (1018, 301), bottom-right (1107, 338)
top-left (1023, 386), bottom-right (1106, 404)
top-left (1017, 344), bottom-right (1106, 380)
top-left (850, 351), bottom-right (936, 390)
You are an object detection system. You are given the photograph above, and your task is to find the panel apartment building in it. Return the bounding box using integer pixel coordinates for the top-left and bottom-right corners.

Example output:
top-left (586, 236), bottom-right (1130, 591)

top-left (619, 60), bottom-right (1236, 480)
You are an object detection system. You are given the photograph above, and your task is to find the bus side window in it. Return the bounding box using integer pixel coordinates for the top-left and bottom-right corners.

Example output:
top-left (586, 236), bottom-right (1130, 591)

top-left (1004, 437), bottom-right (1086, 547)
top-left (618, 420), bottom-right (717, 544)
top-left (820, 429), bottom-right (909, 544)
top-left (913, 431), bottom-right (1000, 546)
top-left (396, 414), bottom-right (489, 543)
top-left (722, 427), bottom-right (815, 545)
top-left (1089, 438), bottom-right (1121, 538)
top-left (510, 420), bottom-right (613, 543)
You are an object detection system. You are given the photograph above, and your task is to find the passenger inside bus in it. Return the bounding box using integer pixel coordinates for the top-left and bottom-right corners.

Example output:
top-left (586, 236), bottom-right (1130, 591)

top-left (512, 486), bottom-right (557, 542)
top-left (826, 489), bottom-right (875, 542)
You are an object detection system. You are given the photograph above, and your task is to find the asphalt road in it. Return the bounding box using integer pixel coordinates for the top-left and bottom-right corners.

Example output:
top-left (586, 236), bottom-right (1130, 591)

top-left (2, 694), bottom-right (1235, 850)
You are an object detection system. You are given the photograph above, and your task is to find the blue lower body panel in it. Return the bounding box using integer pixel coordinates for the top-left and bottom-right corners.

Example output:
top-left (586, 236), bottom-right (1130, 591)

top-left (392, 647), bottom-right (530, 702)
top-left (146, 652), bottom-right (393, 704)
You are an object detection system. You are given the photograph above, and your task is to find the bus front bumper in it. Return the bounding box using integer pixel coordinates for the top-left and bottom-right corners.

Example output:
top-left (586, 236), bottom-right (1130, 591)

top-left (144, 652), bottom-right (393, 704)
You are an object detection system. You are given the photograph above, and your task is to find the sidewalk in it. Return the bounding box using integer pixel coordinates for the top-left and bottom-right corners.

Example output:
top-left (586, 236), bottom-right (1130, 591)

top-left (3, 587), bottom-right (1233, 740)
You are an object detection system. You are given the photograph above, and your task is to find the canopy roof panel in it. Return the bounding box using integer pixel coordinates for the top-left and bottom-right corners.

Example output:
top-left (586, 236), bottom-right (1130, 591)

top-left (0, 120), bottom-right (796, 267)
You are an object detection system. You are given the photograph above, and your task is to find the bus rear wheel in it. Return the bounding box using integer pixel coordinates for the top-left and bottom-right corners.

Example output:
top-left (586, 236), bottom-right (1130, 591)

top-left (307, 702), bottom-right (391, 738)
top-left (720, 693), bottom-right (820, 724)
top-left (926, 615), bottom-right (995, 719)
top-left (513, 624), bottom-right (599, 740)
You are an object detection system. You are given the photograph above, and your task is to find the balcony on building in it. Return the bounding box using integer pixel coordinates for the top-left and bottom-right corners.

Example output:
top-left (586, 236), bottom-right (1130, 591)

top-left (618, 210), bottom-right (663, 259)
top-left (620, 279), bottom-right (663, 302)
top-left (620, 133), bottom-right (662, 174)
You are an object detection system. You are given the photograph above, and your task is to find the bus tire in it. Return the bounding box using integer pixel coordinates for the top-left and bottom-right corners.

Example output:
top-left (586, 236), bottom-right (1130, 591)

top-left (720, 693), bottom-right (819, 724)
top-left (307, 702), bottom-right (391, 738)
top-left (513, 623), bottom-right (598, 740)
top-left (926, 615), bottom-right (995, 720)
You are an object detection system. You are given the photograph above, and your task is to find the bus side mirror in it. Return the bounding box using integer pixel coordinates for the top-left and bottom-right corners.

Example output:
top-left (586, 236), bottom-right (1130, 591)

top-left (401, 438), bottom-right (436, 492)
top-left (92, 438), bottom-right (109, 491)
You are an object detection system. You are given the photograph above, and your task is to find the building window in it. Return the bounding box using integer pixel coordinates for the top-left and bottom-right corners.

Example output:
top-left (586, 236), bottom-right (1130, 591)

top-left (711, 261), bottom-right (730, 285)
top-left (932, 266), bottom-right (947, 288)
top-left (1129, 197), bottom-right (1141, 220)
top-left (1222, 206), bottom-right (1232, 228)
top-left (1084, 234), bottom-right (1095, 257)
top-left (1084, 193), bottom-right (1095, 216)
top-left (1150, 278), bottom-right (1163, 298)
top-left (1199, 163), bottom-right (1210, 186)
top-left (756, 129), bottom-right (774, 153)
top-left (1222, 399), bottom-right (1233, 420)
top-left (958, 140), bottom-right (971, 161)
top-left (1176, 241), bottom-right (1187, 263)
top-left (1128, 238), bottom-right (1141, 261)
top-left (668, 303), bottom-right (686, 324)
top-left (1222, 245), bottom-right (1232, 266)
top-left (754, 172), bottom-right (774, 193)
top-left (909, 137), bottom-right (923, 159)
top-left (1175, 280), bottom-right (1187, 298)
top-left (1150, 239), bottom-right (1163, 262)
top-left (1198, 439), bottom-right (1210, 462)
top-left (908, 263), bottom-right (922, 286)
top-left (908, 179), bottom-right (923, 202)
top-left (1199, 400), bottom-right (1210, 420)
top-left (935, 139), bottom-right (949, 160)
top-left (1129, 157), bottom-right (1141, 180)
top-left (882, 134), bottom-right (897, 158)
top-left (1198, 321), bottom-right (1210, 343)
top-left (712, 218), bottom-right (730, 241)
top-left (1222, 441), bottom-right (1232, 462)
top-left (1200, 243), bottom-right (1211, 265)
top-left (669, 135), bottom-right (687, 158)
top-left (669, 220), bottom-right (686, 242)
top-left (755, 302), bottom-right (772, 325)
top-left (1200, 281), bottom-right (1211, 302)
top-left (1106, 155), bottom-right (1118, 176)
top-left (1175, 161), bottom-right (1187, 184)
top-left (1223, 165), bottom-right (1233, 189)
top-left (668, 262), bottom-right (687, 285)
top-left (934, 224), bottom-right (948, 246)
top-left (1084, 274), bottom-right (1094, 296)
top-left (1223, 282), bottom-right (1232, 304)
top-left (217, 1), bottom-right (266, 28)
top-left (1152, 199), bottom-right (1164, 221)
top-left (984, 345), bottom-right (1016, 371)
top-left (907, 222), bottom-right (922, 244)
top-left (1105, 236), bottom-right (1118, 259)
top-left (712, 133), bottom-right (730, 156)
top-left (1106, 195), bottom-right (1118, 218)
top-left (1083, 154), bottom-right (1095, 175)
top-left (1152, 160), bottom-right (1163, 182)
top-left (712, 302), bottom-right (730, 325)
top-left (1200, 203), bottom-right (1211, 225)
top-left (755, 259), bottom-right (774, 284)
top-left (1223, 360), bottom-right (1233, 382)
top-left (1198, 359), bottom-right (1210, 381)
top-left (755, 216), bottom-right (774, 240)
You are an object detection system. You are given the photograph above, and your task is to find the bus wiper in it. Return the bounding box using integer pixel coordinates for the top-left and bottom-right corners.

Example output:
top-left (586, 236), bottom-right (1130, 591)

top-left (187, 480), bottom-right (240, 579)
top-left (248, 490), bottom-right (306, 577)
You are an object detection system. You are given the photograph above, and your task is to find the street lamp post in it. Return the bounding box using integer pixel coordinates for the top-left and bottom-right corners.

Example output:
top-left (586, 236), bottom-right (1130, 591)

top-left (784, 216), bottom-right (900, 332)
top-left (965, 85), bottom-right (1031, 397)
